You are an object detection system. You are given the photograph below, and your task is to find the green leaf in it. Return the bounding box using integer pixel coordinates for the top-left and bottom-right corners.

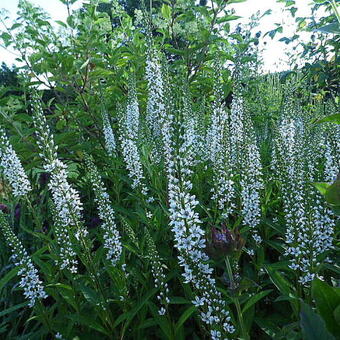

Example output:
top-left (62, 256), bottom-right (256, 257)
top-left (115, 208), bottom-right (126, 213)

top-left (226, 0), bottom-right (247, 3)
top-left (217, 15), bottom-right (242, 24)
top-left (56, 119), bottom-right (66, 130)
top-left (255, 317), bottom-right (280, 338)
top-left (289, 7), bottom-right (298, 17)
top-left (265, 240), bottom-right (285, 252)
top-left (55, 20), bottom-right (67, 28)
top-left (334, 305), bottom-right (340, 326)
top-left (47, 283), bottom-right (77, 310)
top-left (0, 267), bottom-right (19, 291)
top-left (161, 4), bottom-right (172, 20)
top-left (242, 289), bottom-right (272, 314)
top-left (80, 59), bottom-right (90, 70)
top-left (10, 23), bottom-right (21, 30)
top-left (169, 296), bottom-right (191, 304)
top-left (274, 294), bottom-right (299, 303)
top-left (264, 265), bottom-right (294, 296)
top-left (0, 301), bottom-right (29, 317)
top-left (322, 263), bottom-right (340, 276)
top-left (66, 16), bottom-right (75, 28)
top-left (175, 305), bottom-right (197, 334)
top-left (68, 314), bottom-right (110, 336)
top-left (300, 302), bottom-right (335, 340)
top-left (312, 279), bottom-right (340, 336)
top-left (0, 32), bottom-right (12, 47)
top-left (264, 264), bottom-right (298, 315)
top-left (316, 23), bottom-right (340, 35)
top-left (315, 113), bottom-right (340, 124)
top-left (78, 283), bottom-right (101, 306)
top-left (138, 318), bottom-right (158, 329)
top-left (148, 302), bottom-right (172, 338)
top-left (113, 288), bottom-right (158, 329)
top-left (325, 180), bottom-right (340, 206)
top-left (312, 182), bottom-right (331, 196)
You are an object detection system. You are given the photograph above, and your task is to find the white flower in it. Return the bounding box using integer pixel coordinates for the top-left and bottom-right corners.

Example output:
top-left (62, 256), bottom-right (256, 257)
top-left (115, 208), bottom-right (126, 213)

top-left (0, 212), bottom-right (47, 307)
top-left (240, 141), bottom-right (263, 244)
top-left (192, 296), bottom-right (205, 307)
top-left (209, 70), bottom-right (237, 218)
top-left (158, 307), bottom-right (166, 316)
top-left (102, 111), bottom-right (116, 156)
top-left (145, 53), bottom-right (163, 141)
top-left (86, 157), bottom-right (122, 266)
top-left (32, 95), bottom-right (87, 273)
top-left (45, 159), bottom-right (87, 243)
top-left (145, 228), bottom-right (169, 316)
top-left (163, 93), bottom-right (234, 336)
top-left (273, 105), bottom-right (335, 285)
top-left (0, 128), bottom-right (31, 197)
top-left (210, 330), bottom-right (222, 340)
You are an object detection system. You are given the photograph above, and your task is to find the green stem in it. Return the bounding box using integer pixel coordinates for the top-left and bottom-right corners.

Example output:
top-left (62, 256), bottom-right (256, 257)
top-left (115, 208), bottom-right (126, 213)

top-left (225, 257), bottom-right (248, 340)
top-left (37, 301), bottom-right (53, 335)
top-left (25, 197), bottom-right (42, 231)
top-left (329, 0), bottom-right (340, 24)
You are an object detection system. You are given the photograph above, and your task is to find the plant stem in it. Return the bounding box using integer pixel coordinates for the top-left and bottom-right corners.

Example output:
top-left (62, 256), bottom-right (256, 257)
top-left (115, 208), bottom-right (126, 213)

top-left (225, 256), bottom-right (248, 340)
top-left (37, 301), bottom-right (53, 335)
top-left (330, 0), bottom-right (340, 23)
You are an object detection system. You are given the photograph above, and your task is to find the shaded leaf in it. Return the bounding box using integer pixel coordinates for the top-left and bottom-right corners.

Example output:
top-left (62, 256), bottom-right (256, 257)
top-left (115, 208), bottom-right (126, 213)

top-left (0, 301), bottom-right (29, 317)
top-left (312, 279), bottom-right (340, 336)
top-left (175, 305), bottom-right (197, 334)
top-left (300, 302), bottom-right (335, 340)
top-left (315, 113), bottom-right (340, 124)
top-left (242, 289), bottom-right (272, 314)
top-left (0, 267), bottom-right (19, 291)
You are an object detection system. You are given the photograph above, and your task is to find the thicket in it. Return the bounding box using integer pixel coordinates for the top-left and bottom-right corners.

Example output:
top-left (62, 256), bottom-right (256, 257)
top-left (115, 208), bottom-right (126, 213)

top-left (0, 0), bottom-right (339, 339)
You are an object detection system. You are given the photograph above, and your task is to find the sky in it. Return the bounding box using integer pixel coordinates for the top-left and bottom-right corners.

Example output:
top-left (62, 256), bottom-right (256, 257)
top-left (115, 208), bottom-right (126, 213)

top-left (230, 0), bottom-right (316, 71)
top-left (0, 0), bottom-right (317, 72)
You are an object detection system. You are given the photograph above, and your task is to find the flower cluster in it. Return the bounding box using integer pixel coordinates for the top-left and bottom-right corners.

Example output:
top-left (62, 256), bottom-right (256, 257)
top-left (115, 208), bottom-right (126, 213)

top-left (0, 127), bottom-right (31, 197)
top-left (273, 107), bottom-right (335, 285)
top-left (145, 228), bottom-right (169, 315)
top-left (229, 85), bottom-right (246, 167)
top-left (86, 157), bottom-right (122, 266)
top-left (52, 206), bottom-right (78, 273)
top-left (168, 162), bottom-right (235, 336)
top-left (240, 140), bottom-right (263, 244)
top-left (206, 67), bottom-right (226, 164)
top-left (119, 80), bottom-right (149, 197)
top-left (0, 212), bottom-right (47, 307)
top-left (209, 69), bottom-right (236, 218)
top-left (120, 137), bottom-right (148, 194)
top-left (145, 51), bottom-right (173, 164)
top-left (32, 94), bottom-right (87, 273)
top-left (323, 124), bottom-right (340, 182)
top-left (228, 82), bottom-right (263, 241)
top-left (324, 140), bottom-right (338, 182)
top-left (194, 100), bottom-right (209, 163)
top-left (31, 96), bottom-right (58, 164)
top-left (166, 111), bottom-right (235, 338)
top-left (145, 51), bottom-right (164, 142)
top-left (211, 161), bottom-right (235, 218)
top-left (145, 56), bottom-right (235, 336)
top-left (124, 77), bottom-right (140, 140)
top-left (44, 160), bottom-right (86, 240)
top-left (181, 89), bottom-right (201, 165)
top-left (102, 109), bottom-right (116, 156)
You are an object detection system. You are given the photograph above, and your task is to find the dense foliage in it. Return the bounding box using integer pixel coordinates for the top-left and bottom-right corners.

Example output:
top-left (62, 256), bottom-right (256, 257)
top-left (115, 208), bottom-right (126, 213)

top-left (0, 0), bottom-right (339, 339)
